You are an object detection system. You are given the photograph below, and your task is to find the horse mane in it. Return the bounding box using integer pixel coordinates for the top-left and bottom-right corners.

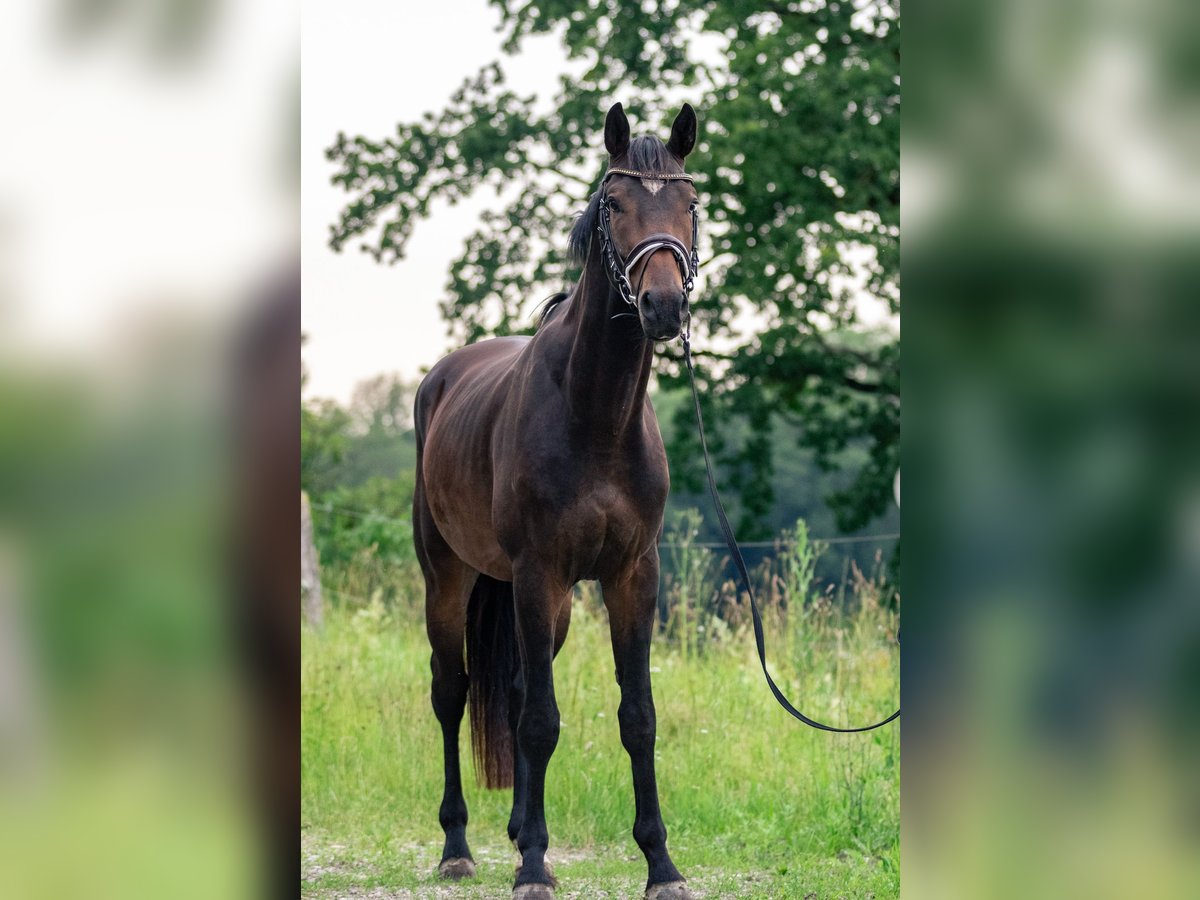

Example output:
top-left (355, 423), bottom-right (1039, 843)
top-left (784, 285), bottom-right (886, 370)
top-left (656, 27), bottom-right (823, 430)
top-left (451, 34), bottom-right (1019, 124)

top-left (540, 135), bottom-right (685, 333)
top-left (566, 135), bottom-right (686, 266)
top-left (536, 291), bottom-right (571, 327)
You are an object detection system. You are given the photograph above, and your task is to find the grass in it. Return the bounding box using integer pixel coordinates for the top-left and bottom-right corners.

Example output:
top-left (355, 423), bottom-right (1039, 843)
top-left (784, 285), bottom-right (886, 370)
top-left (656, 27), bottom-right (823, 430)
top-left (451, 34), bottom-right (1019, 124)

top-left (303, 532), bottom-right (899, 898)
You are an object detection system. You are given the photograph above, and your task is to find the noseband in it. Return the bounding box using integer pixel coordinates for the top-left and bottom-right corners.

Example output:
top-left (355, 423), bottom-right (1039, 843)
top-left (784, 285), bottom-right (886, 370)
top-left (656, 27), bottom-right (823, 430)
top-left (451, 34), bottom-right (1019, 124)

top-left (596, 168), bottom-right (700, 308)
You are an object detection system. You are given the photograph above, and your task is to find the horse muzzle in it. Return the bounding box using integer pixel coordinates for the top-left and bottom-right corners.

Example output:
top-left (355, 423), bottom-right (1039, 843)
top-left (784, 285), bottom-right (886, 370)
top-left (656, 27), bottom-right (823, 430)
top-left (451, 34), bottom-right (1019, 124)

top-left (639, 289), bottom-right (685, 341)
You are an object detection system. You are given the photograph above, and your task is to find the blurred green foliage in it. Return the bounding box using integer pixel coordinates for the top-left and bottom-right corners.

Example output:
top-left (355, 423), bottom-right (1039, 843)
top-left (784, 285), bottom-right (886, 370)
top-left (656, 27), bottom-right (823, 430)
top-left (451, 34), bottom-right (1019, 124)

top-left (325, 1), bottom-right (899, 538)
top-left (301, 369), bottom-right (419, 603)
top-left (0, 367), bottom-right (254, 900)
top-left (903, 2), bottom-right (1200, 897)
top-left (311, 478), bottom-right (416, 571)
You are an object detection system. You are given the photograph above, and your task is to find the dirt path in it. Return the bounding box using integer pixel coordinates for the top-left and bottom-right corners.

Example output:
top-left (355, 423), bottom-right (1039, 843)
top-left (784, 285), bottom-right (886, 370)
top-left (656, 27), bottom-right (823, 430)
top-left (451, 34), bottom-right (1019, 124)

top-left (300, 833), bottom-right (814, 900)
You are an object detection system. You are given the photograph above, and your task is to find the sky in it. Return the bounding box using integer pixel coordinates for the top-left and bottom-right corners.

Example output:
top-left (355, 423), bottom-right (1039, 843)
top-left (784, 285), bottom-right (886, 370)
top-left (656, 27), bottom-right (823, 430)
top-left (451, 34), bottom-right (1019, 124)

top-left (301, 0), bottom-right (580, 403)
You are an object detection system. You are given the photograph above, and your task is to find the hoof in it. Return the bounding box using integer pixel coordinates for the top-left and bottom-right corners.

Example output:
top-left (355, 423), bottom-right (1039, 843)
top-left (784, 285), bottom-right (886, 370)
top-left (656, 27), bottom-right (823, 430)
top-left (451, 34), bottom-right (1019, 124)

top-left (512, 885), bottom-right (555, 900)
top-left (645, 881), bottom-right (693, 900)
top-left (438, 857), bottom-right (476, 880)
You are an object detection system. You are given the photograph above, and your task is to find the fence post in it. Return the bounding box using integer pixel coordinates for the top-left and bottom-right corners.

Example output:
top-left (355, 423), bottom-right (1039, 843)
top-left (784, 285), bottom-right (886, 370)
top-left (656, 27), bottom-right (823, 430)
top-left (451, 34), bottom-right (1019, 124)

top-left (301, 491), bottom-right (324, 628)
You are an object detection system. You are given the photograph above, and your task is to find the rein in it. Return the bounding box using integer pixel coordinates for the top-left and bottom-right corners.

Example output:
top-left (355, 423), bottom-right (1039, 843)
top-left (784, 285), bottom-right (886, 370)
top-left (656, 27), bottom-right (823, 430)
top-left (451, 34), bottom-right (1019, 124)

top-left (594, 165), bottom-right (900, 731)
top-left (680, 343), bottom-right (901, 733)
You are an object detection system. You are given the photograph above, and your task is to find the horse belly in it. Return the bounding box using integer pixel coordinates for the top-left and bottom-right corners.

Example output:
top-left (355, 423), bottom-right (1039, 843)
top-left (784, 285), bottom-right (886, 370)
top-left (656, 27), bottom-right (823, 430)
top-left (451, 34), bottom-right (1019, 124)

top-left (422, 420), bottom-right (513, 581)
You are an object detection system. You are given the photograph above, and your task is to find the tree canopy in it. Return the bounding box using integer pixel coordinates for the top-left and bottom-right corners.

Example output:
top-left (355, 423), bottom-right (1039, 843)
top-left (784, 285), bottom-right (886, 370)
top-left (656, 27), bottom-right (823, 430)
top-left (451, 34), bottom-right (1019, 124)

top-left (326, 0), bottom-right (899, 536)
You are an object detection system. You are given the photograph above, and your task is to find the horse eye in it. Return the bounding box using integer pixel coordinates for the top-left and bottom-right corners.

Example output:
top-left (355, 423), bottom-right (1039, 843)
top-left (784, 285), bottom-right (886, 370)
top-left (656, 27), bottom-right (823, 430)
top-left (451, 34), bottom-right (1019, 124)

top-left (607, 198), bottom-right (622, 213)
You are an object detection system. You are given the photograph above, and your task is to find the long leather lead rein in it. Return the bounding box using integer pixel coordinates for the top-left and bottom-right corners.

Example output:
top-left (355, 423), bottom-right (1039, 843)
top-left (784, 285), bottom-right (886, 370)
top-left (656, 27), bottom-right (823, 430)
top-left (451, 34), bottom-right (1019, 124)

top-left (681, 334), bottom-right (900, 733)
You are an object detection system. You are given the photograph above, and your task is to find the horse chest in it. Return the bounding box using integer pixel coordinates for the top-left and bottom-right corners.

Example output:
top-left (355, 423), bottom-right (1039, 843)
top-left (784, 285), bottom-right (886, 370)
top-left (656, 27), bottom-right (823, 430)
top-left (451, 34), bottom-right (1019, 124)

top-left (499, 460), bottom-right (665, 579)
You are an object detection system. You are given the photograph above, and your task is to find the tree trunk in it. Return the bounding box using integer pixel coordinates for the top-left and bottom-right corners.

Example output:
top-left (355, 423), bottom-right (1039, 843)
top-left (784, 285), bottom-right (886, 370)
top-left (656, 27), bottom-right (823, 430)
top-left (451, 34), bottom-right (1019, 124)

top-left (301, 492), bottom-right (324, 628)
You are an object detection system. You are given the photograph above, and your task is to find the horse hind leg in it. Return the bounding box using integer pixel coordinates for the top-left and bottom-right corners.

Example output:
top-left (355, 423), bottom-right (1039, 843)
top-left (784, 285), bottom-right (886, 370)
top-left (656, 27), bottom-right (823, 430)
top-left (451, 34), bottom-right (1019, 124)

top-left (416, 485), bottom-right (478, 880)
top-left (428, 586), bottom-right (477, 878)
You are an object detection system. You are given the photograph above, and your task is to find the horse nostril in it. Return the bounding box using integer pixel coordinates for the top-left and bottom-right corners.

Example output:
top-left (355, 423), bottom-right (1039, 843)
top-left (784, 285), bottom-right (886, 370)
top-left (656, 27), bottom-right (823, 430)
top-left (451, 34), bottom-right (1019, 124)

top-left (640, 290), bottom-right (653, 307)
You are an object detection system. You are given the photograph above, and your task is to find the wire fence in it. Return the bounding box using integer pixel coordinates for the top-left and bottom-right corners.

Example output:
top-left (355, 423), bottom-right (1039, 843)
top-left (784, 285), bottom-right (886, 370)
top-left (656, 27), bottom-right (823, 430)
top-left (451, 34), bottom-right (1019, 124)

top-left (311, 501), bottom-right (899, 549)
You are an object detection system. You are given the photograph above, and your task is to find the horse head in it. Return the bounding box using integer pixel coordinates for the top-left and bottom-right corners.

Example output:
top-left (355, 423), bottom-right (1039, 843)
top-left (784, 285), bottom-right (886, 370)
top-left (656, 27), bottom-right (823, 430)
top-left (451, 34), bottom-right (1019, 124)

top-left (597, 102), bottom-right (699, 342)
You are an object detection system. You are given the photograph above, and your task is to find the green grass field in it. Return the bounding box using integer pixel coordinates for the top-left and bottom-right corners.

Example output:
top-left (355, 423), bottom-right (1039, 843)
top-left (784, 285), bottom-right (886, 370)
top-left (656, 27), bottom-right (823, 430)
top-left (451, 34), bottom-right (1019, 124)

top-left (301, 578), bottom-right (899, 899)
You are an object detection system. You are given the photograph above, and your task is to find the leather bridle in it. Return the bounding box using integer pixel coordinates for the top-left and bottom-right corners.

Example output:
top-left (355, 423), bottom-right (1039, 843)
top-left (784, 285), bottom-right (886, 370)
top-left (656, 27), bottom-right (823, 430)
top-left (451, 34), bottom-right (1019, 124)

top-left (596, 168), bottom-right (700, 308)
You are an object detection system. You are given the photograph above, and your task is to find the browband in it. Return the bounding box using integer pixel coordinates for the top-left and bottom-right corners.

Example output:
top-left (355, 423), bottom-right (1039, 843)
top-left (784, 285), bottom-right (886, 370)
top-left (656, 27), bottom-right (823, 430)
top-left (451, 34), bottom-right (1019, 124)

top-left (603, 167), bottom-right (695, 183)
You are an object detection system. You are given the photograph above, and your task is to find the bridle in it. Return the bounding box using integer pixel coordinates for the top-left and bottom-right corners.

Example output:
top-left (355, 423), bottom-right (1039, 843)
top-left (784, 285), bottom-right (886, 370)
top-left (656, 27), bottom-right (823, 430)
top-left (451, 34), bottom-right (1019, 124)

top-left (596, 168), bottom-right (700, 308)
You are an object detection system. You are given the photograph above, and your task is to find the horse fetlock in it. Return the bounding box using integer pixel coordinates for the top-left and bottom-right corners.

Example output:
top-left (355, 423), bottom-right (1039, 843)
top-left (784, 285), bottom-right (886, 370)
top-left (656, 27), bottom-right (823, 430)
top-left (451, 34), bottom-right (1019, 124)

top-left (515, 825), bottom-right (549, 859)
top-left (513, 856), bottom-right (556, 883)
top-left (438, 799), bottom-right (468, 830)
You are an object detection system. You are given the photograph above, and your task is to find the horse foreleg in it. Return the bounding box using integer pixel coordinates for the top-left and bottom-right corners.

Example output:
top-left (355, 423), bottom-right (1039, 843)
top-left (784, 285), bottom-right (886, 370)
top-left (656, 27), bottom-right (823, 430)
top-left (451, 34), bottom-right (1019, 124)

top-left (508, 586), bottom-right (572, 861)
top-left (603, 555), bottom-right (690, 900)
top-left (510, 564), bottom-right (569, 898)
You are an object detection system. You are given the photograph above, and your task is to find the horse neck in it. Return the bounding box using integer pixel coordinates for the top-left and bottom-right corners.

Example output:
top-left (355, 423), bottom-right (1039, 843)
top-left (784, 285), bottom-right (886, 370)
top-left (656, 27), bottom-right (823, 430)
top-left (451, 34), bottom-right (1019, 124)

top-left (559, 246), bottom-right (655, 440)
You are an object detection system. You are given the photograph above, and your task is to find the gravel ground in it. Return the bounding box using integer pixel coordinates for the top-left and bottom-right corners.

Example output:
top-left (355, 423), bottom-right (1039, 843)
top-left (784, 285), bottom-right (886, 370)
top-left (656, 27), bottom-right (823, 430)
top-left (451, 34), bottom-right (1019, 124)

top-left (301, 833), bottom-right (874, 900)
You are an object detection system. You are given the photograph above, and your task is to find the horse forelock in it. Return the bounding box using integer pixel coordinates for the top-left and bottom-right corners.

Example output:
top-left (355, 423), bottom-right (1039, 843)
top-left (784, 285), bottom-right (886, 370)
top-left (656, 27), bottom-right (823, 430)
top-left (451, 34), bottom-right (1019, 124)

top-left (567, 135), bottom-right (684, 267)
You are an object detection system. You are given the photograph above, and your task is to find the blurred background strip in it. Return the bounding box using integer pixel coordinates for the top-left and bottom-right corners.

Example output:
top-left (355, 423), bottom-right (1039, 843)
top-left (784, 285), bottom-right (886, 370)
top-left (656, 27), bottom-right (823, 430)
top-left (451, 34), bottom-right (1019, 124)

top-left (904, 0), bottom-right (1200, 897)
top-left (0, 1), bottom-right (296, 898)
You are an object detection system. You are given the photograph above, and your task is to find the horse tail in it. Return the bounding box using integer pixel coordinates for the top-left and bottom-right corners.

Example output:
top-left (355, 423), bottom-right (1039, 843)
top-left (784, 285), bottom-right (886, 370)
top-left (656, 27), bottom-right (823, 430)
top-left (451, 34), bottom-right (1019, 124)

top-left (466, 574), bottom-right (517, 789)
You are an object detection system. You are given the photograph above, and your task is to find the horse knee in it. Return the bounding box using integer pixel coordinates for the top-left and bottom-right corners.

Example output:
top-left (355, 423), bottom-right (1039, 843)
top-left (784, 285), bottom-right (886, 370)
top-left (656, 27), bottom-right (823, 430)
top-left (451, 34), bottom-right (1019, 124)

top-left (618, 698), bottom-right (656, 752)
top-left (517, 701), bottom-right (560, 761)
top-left (633, 816), bottom-right (667, 852)
top-left (439, 794), bottom-right (468, 830)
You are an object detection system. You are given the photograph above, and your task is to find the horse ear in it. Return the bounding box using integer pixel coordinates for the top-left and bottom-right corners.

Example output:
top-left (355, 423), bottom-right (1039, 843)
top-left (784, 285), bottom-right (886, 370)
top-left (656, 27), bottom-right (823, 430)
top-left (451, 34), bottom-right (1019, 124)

top-left (667, 103), bottom-right (697, 159)
top-left (605, 102), bottom-right (630, 157)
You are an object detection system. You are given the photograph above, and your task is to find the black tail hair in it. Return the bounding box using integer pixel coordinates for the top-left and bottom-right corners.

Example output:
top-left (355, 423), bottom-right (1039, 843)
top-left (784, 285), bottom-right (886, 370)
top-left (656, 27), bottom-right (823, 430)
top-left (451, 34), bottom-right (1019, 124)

top-left (466, 574), bottom-right (517, 789)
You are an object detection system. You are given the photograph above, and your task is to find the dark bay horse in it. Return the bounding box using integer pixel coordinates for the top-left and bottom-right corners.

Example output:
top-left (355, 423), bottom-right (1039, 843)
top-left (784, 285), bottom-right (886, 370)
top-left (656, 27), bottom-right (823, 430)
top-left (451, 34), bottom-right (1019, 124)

top-left (413, 103), bottom-right (699, 900)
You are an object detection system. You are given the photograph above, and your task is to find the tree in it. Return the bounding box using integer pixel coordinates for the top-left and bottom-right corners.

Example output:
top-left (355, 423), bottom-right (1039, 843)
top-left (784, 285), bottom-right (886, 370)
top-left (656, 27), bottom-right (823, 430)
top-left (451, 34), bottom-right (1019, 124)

top-left (326, 1), bottom-right (899, 536)
top-left (342, 374), bottom-right (418, 487)
top-left (301, 396), bottom-right (352, 498)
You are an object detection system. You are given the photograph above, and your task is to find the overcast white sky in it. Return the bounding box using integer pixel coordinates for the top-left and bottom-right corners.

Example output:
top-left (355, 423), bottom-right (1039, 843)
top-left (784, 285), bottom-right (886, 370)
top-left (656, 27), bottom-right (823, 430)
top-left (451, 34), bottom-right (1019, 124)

top-left (301, 0), bottom-right (582, 403)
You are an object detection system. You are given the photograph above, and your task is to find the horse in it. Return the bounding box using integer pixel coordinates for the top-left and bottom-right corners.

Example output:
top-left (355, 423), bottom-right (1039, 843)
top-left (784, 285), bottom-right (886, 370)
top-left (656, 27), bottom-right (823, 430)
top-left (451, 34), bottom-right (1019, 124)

top-left (413, 102), bottom-right (700, 900)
